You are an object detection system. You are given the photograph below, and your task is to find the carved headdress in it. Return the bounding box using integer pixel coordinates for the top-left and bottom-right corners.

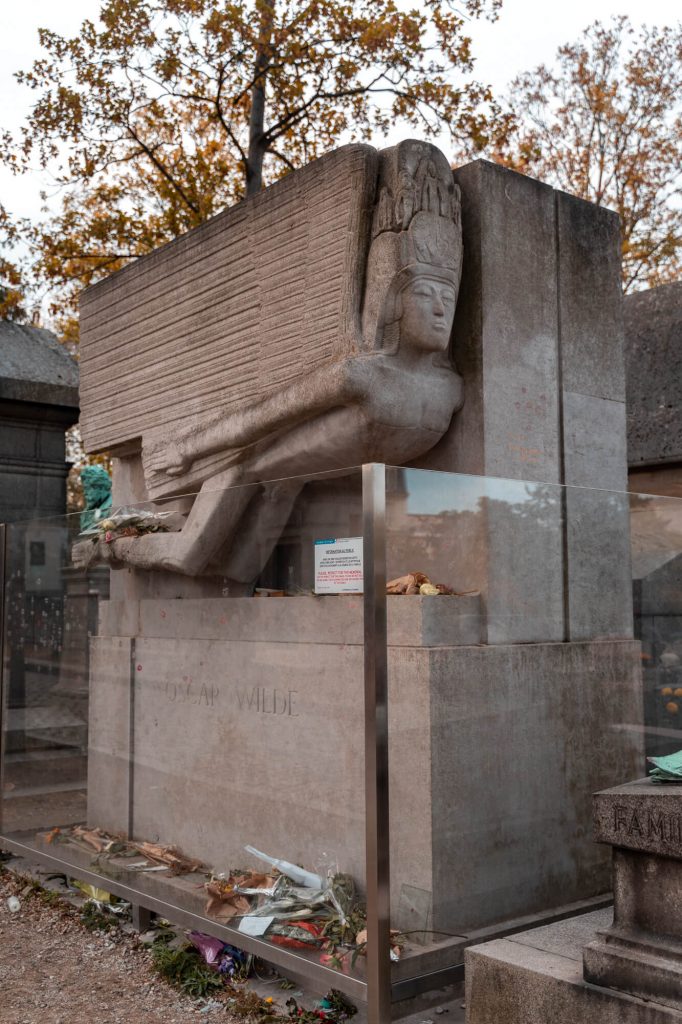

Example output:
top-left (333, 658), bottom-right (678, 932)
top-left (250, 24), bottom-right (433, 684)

top-left (362, 140), bottom-right (463, 352)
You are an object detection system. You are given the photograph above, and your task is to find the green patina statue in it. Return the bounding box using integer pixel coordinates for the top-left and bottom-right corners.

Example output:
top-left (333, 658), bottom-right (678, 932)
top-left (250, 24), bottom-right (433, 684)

top-left (80, 464), bottom-right (113, 533)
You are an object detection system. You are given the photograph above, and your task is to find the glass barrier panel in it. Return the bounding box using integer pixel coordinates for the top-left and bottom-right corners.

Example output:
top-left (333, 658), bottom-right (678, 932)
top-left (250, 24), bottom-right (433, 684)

top-left (1, 468), bottom-right (370, 1000)
top-left (383, 466), bottom-right (682, 996)
top-left (630, 488), bottom-right (682, 759)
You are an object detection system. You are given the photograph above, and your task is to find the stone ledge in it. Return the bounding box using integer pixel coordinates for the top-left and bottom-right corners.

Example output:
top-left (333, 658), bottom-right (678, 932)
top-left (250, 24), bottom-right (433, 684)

top-left (584, 931), bottom-right (682, 1012)
top-left (99, 593), bottom-right (484, 647)
top-left (465, 912), bottom-right (681, 1024)
top-left (593, 780), bottom-right (682, 857)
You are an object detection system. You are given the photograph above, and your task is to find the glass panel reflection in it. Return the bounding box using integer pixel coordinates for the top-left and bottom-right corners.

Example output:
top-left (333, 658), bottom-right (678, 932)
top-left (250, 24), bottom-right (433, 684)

top-left (385, 466), bottom-right (682, 988)
top-left (1, 469), bottom-right (369, 995)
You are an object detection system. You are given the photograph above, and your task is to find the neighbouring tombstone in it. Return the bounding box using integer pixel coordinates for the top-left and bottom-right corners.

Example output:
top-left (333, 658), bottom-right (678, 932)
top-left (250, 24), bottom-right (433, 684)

top-left (0, 322), bottom-right (93, 800)
top-left (583, 779), bottom-right (682, 1010)
top-left (72, 142), bottom-right (643, 956)
top-left (625, 282), bottom-right (682, 757)
top-left (626, 280), bottom-right (682, 499)
top-left (463, 781), bottom-right (682, 1024)
top-left (0, 320), bottom-right (79, 524)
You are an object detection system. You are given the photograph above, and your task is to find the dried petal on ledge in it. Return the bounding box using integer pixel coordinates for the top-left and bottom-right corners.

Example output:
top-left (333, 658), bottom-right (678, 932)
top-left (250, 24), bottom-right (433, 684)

top-left (386, 574), bottom-right (414, 594)
top-left (387, 571), bottom-right (434, 594)
top-left (435, 583), bottom-right (455, 595)
top-left (412, 572), bottom-right (430, 586)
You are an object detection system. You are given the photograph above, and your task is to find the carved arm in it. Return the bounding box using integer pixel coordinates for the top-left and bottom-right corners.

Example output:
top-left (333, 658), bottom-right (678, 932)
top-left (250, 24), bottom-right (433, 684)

top-left (145, 357), bottom-right (369, 479)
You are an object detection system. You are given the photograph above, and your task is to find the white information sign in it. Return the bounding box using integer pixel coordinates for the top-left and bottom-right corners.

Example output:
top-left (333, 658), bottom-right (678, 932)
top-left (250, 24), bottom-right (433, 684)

top-left (314, 537), bottom-right (364, 594)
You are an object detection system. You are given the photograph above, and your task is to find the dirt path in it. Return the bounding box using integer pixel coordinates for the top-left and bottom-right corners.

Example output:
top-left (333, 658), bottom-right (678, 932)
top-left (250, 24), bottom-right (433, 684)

top-left (0, 867), bottom-right (245, 1024)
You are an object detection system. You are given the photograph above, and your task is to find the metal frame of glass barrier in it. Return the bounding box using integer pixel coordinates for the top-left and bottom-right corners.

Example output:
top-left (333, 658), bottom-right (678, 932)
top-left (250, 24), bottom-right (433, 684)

top-left (0, 522), bottom-right (5, 841)
top-left (0, 467), bottom-right (414, 1022)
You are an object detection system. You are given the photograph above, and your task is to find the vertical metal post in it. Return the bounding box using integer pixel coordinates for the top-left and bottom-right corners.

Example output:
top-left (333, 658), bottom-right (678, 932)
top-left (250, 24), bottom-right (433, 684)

top-left (131, 903), bottom-right (153, 932)
top-left (127, 638), bottom-right (136, 840)
top-left (362, 464), bottom-right (391, 1024)
top-left (0, 524), bottom-right (7, 837)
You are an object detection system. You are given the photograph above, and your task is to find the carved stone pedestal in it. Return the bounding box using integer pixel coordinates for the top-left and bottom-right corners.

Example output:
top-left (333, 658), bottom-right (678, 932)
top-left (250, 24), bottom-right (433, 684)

top-left (84, 594), bottom-right (642, 937)
top-left (583, 780), bottom-right (682, 1011)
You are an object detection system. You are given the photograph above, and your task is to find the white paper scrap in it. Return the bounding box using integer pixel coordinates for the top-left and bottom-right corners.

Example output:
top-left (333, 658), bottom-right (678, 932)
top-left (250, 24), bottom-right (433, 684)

top-left (238, 916), bottom-right (274, 936)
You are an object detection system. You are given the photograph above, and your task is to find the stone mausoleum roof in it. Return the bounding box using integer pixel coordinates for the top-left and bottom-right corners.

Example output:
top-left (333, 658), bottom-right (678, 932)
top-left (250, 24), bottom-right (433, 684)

top-left (625, 280), bottom-right (682, 467)
top-left (0, 320), bottom-right (79, 409)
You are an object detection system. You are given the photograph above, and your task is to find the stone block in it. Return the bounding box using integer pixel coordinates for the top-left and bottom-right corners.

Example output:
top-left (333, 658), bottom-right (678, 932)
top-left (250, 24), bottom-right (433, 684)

top-left (86, 636), bottom-right (133, 835)
top-left (79, 144), bottom-right (378, 457)
top-left (584, 934), bottom-right (682, 1014)
top-left (484, 480), bottom-right (565, 644)
top-left (419, 159), bottom-right (561, 485)
top-left (583, 781), bottom-right (682, 1010)
top-left (0, 404), bottom-right (76, 524)
top-left (562, 393), bottom-right (628, 492)
top-left (427, 640), bottom-right (642, 931)
top-left (87, 596), bottom-right (643, 935)
top-left (565, 486), bottom-right (633, 641)
top-left (465, 910), bottom-right (679, 1024)
top-left (625, 280), bottom-right (682, 467)
top-left (593, 780), bottom-right (682, 857)
top-left (129, 594), bottom-right (482, 646)
top-left (0, 321), bottom-right (79, 409)
top-left (556, 191), bottom-right (625, 403)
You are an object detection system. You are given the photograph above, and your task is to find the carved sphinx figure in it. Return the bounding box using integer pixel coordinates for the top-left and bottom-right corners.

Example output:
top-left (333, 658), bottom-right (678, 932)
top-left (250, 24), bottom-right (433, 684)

top-left (75, 140), bottom-right (464, 579)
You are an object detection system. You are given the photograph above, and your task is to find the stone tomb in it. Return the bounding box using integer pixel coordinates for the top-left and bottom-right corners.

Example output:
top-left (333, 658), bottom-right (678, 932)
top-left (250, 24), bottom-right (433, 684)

top-left (76, 140), bottom-right (645, 948)
top-left (583, 780), bottom-right (682, 1010)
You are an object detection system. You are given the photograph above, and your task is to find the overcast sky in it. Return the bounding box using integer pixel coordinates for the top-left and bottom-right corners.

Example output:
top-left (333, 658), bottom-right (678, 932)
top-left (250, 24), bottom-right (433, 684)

top-left (1, 0), bottom-right (680, 222)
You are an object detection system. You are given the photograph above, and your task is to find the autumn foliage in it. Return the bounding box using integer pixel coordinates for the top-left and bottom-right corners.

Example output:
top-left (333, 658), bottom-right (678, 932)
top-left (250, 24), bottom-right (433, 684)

top-left (4, 0), bottom-right (503, 325)
top-left (488, 17), bottom-right (682, 291)
top-left (0, 205), bottom-right (27, 321)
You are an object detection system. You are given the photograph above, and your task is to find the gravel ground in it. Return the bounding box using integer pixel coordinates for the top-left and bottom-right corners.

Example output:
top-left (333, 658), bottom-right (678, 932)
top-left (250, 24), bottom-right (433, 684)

top-left (0, 866), bottom-right (256, 1024)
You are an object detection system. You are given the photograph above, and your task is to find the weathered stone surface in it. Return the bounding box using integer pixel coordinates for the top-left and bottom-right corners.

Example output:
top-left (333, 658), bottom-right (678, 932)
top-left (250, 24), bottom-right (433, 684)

top-left (86, 636), bottom-right (132, 835)
top-left (100, 593), bottom-right (484, 647)
top-left (583, 782), bottom-right (682, 1010)
top-left (583, 845), bottom-right (682, 1010)
top-left (419, 159), bottom-right (561, 484)
top-left (584, 932), bottom-right (682, 1014)
top-left (593, 780), bottom-right (682, 857)
top-left (0, 322), bottom-right (79, 525)
top-left (625, 281), bottom-right (682, 467)
top-left (556, 192), bottom-right (625, 404)
top-left (86, 606), bottom-right (643, 934)
top-left (0, 321), bottom-right (79, 407)
top-left (78, 140), bottom-right (466, 582)
top-left (413, 161), bottom-right (632, 644)
top-left (79, 144), bottom-right (377, 456)
top-left (465, 911), bottom-right (680, 1024)
top-left (563, 393), bottom-right (628, 492)
top-left (565, 486), bottom-right (633, 641)
top-left (555, 192), bottom-right (632, 643)
top-left (77, 149), bottom-right (634, 651)
top-left (427, 640), bottom-right (642, 931)
top-left (610, 846), bottom-right (682, 941)
top-left (484, 479), bottom-right (564, 644)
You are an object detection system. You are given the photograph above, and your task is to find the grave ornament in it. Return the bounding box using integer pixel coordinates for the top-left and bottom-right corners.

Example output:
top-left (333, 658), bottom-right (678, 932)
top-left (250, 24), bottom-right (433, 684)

top-left (79, 465), bottom-right (112, 533)
top-left (75, 140), bottom-right (464, 578)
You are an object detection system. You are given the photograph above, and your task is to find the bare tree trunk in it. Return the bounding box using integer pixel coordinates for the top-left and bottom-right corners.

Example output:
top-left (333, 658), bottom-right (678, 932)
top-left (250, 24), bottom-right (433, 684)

top-left (246, 0), bottom-right (275, 196)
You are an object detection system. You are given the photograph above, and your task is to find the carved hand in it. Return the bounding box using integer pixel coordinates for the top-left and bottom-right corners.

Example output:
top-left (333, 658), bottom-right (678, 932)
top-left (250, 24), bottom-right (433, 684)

top-left (72, 536), bottom-right (120, 570)
top-left (72, 538), bottom-right (98, 570)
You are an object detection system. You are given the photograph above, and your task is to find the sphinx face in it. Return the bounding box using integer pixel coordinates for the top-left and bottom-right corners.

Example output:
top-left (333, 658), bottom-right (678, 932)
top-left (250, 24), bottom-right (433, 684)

top-left (399, 276), bottom-right (457, 355)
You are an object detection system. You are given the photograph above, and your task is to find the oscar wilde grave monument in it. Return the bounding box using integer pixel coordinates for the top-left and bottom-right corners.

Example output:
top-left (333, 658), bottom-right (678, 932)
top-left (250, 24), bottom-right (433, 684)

top-left (76, 140), bottom-right (642, 941)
